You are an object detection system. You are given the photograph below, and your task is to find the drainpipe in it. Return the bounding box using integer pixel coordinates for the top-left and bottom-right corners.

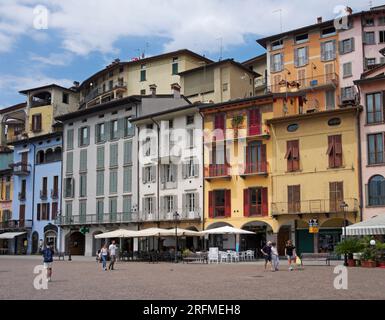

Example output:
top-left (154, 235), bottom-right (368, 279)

top-left (198, 110), bottom-right (205, 250)
top-left (355, 88), bottom-right (363, 222)
top-left (30, 141), bottom-right (36, 255)
top-left (150, 118), bottom-right (160, 229)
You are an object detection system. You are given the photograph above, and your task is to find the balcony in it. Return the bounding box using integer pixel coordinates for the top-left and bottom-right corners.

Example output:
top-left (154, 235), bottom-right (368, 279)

top-left (18, 192), bottom-right (26, 201)
top-left (80, 81), bottom-right (127, 107)
top-left (0, 219), bottom-right (32, 231)
top-left (11, 162), bottom-right (31, 176)
top-left (204, 164), bottom-right (231, 181)
top-left (271, 198), bottom-right (358, 217)
top-left (270, 73), bottom-right (339, 94)
top-left (30, 99), bottom-right (51, 108)
top-left (40, 190), bottom-right (48, 200)
top-left (51, 189), bottom-right (59, 199)
top-left (157, 210), bottom-right (201, 222)
top-left (255, 77), bottom-right (267, 88)
top-left (240, 162), bottom-right (269, 178)
top-left (55, 212), bottom-right (139, 226)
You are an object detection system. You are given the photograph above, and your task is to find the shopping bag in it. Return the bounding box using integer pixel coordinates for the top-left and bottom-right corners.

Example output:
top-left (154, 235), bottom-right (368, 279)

top-left (295, 256), bottom-right (302, 266)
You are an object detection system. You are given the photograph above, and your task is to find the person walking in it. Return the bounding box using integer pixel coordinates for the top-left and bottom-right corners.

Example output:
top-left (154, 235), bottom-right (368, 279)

top-left (108, 240), bottom-right (117, 270)
top-left (271, 242), bottom-right (279, 272)
top-left (285, 240), bottom-right (297, 271)
top-left (100, 244), bottom-right (108, 271)
top-left (41, 242), bottom-right (55, 282)
top-left (261, 241), bottom-right (272, 271)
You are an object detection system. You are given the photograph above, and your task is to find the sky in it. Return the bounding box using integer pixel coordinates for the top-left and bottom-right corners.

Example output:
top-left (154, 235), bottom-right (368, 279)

top-left (0, 0), bottom-right (379, 108)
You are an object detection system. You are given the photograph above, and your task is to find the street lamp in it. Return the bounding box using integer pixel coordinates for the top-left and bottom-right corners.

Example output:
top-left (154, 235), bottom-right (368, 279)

top-left (340, 201), bottom-right (349, 267)
top-left (68, 217), bottom-right (74, 261)
top-left (173, 212), bottom-right (180, 263)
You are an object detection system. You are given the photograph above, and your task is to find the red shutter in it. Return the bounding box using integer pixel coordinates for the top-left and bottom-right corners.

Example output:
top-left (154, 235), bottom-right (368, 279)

top-left (335, 135), bottom-right (342, 167)
top-left (208, 191), bottom-right (214, 218)
top-left (262, 188), bottom-right (268, 216)
top-left (244, 189), bottom-right (250, 217)
top-left (255, 109), bottom-right (261, 135)
top-left (286, 141), bottom-right (293, 172)
top-left (249, 109), bottom-right (261, 136)
top-left (327, 135), bottom-right (334, 168)
top-left (260, 144), bottom-right (267, 172)
top-left (225, 190), bottom-right (231, 217)
top-left (245, 145), bottom-right (250, 173)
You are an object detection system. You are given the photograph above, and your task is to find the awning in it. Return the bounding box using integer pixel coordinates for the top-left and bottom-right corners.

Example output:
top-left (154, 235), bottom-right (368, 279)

top-left (344, 215), bottom-right (385, 236)
top-left (156, 228), bottom-right (203, 237)
top-left (0, 232), bottom-right (26, 239)
top-left (94, 229), bottom-right (140, 239)
top-left (201, 226), bottom-right (255, 235)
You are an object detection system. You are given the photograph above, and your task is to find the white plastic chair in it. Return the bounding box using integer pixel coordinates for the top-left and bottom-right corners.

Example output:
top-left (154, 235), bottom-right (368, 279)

top-left (230, 251), bottom-right (239, 263)
top-left (220, 251), bottom-right (228, 263)
top-left (208, 248), bottom-right (219, 264)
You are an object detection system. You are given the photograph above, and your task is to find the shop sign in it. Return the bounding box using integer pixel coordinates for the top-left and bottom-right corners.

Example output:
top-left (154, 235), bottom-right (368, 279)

top-left (309, 219), bottom-right (319, 234)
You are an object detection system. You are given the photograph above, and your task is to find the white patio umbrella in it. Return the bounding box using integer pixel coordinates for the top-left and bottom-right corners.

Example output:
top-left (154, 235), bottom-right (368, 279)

top-left (158, 228), bottom-right (203, 237)
top-left (135, 228), bottom-right (169, 237)
top-left (201, 226), bottom-right (255, 235)
top-left (94, 229), bottom-right (140, 239)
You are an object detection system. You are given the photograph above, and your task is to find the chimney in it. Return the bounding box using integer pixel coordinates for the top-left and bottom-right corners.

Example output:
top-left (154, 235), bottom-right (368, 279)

top-left (73, 81), bottom-right (80, 87)
top-left (317, 16), bottom-right (322, 24)
top-left (171, 83), bottom-right (181, 99)
top-left (149, 84), bottom-right (157, 97)
top-left (346, 6), bottom-right (353, 15)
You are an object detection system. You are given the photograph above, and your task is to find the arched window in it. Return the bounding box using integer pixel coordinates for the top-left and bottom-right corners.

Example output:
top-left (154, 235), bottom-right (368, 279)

top-left (45, 148), bottom-right (54, 162)
top-left (368, 175), bottom-right (385, 206)
top-left (54, 147), bottom-right (62, 161)
top-left (36, 150), bottom-right (45, 164)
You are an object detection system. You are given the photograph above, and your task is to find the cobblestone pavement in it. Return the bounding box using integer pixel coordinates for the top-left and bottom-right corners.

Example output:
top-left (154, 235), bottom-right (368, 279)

top-left (1, 256), bottom-right (384, 300)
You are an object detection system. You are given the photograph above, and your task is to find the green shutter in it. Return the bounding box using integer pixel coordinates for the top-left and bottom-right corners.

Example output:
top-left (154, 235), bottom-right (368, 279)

top-left (67, 129), bottom-right (74, 150)
top-left (104, 121), bottom-right (110, 141)
top-left (80, 149), bottom-right (87, 172)
top-left (66, 152), bottom-right (73, 173)
top-left (78, 128), bottom-right (82, 147)
top-left (109, 170), bottom-right (117, 194)
top-left (97, 146), bottom-right (105, 169)
top-left (172, 63), bottom-right (178, 75)
top-left (110, 144), bottom-right (118, 167)
top-left (96, 171), bottom-right (104, 196)
top-left (97, 200), bottom-right (104, 222)
top-left (123, 196), bottom-right (131, 221)
top-left (80, 174), bottom-right (87, 197)
top-left (123, 166), bottom-right (132, 193)
top-left (65, 202), bottom-right (72, 217)
top-left (118, 118), bottom-right (125, 139)
top-left (124, 140), bottom-right (132, 165)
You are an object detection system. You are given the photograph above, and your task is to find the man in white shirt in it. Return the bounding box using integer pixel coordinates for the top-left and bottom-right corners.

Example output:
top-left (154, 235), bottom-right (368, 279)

top-left (108, 240), bottom-right (117, 270)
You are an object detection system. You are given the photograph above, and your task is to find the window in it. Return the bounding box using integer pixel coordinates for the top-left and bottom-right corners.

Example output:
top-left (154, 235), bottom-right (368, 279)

top-left (163, 195), bottom-right (175, 213)
top-left (271, 39), bottom-right (283, 50)
top-left (37, 203), bottom-right (50, 221)
top-left (67, 129), bottom-right (74, 150)
top-left (140, 64), bottom-right (146, 81)
top-left (271, 53), bottom-right (283, 72)
top-left (65, 202), bottom-right (72, 222)
top-left (140, 89), bottom-right (146, 95)
top-left (95, 123), bottom-right (105, 143)
top-left (143, 137), bottom-right (152, 157)
top-left (343, 62), bottom-right (352, 78)
top-left (368, 175), bottom-right (385, 206)
top-left (365, 17), bottom-right (374, 26)
top-left (341, 86), bottom-right (355, 101)
top-left (109, 70), bottom-right (114, 78)
top-left (123, 166), bottom-right (132, 193)
top-left (62, 93), bottom-right (69, 104)
top-left (79, 149), bottom-right (87, 172)
top-left (222, 83), bottom-right (228, 92)
top-left (96, 199), bottom-right (104, 222)
top-left (288, 185), bottom-right (301, 214)
top-left (364, 32), bottom-right (375, 44)
top-left (186, 193), bottom-right (197, 213)
top-left (368, 133), bottom-right (384, 165)
top-left (328, 118), bottom-right (341, 126)
top-left (330, 182), bottom-right (344, 212)
top-left (97, 146), bottom-right (105, 169)
top-left (285, 140), bottom-right (300, 172)
top-left (79, 201), bottom-right (87, 223)
top-left (41, 177), bottom-right (48, 198)
top-left (143, 166), bottom-right (155, 184)
top-left (110, 120), bottom-right (118, 140)
top-left (79, 127), bottom-right (89, 147)
top-left (287, 124), bottom-right (299, 132)
top-left (144, 197), bottom-right (154, 214)
top-left (325, 90), bottom-right (336, 110)
top-left (172, 57), bottom-right (178, 75)
top-left (66, 152), bottom-right (73, 174)
top-left (248, 108), bottom-right (261, 135)
top-left (64, 178), bottom-right (74, 198)
top-left (96, 171), bottom-right (104, 196)
top-left (109, 198), bottom-right (118, 222)
top-left (186, 115), bottom-right (194, 125)
top-left (161, 164), bottom-right (176, 183)
top-left (109, 170), bottom-right (118, 194)
top-left (108, 80), bottom-right (113, 91)
top-left (183, 158), bottom-right (198, 179)
top-left (327, 135), bottom-right (343, 168)
top-left (123, 140), bottom-right (132, 165)
top-left (123, 196), bottom-right (132, 219)
top-left (124, 117), bottom-right (134, 137)
top-left (379, 16), bottom-right (385, 25)
top-left (321, 40), bottom-right (336, 61)
top-left (187, 128), bottom-right (194, 148)
top-left (244, 187), bottom-right (268, 216)
top-left (79, 174), bottom-right (87, 197)
top-left (295, 33), bottom-right (308, 44)
top-left (321, 27), bottom-right (336, 38)
top-left (245, 142), bottom-right (267, 173)
top-left (380, 31), bottom-right (385, 43)
top-left (366, 92), bottom-right (383, 124)
top-left (208, 190), bottom-right (231, 218)
top-left (366, 58), bottom-right (377, 67)
top-left (339, 38), bottom-right (355, 54)
top-left (51, 202), bottom-right (58, 220)
top-left (294, 47), bottom-right (308, 67)
top-left (110, 143), bottom-right (118, 167)
top-left (31, 114), bottom-right (42, 132)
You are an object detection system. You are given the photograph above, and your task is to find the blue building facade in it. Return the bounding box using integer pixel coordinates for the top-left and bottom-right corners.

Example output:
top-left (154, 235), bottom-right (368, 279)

top-left (12, 133), bottom-right (62, 254)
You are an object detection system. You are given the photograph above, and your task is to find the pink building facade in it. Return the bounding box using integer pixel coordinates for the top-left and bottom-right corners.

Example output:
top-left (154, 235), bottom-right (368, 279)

top-left (355, 64), bottom-right (385, 220)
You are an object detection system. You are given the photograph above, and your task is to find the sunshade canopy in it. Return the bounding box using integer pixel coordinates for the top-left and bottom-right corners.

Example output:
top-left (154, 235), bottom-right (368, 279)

top-left (156, 228), bottom-right (203, 237)
top-left (0, 232), bottom-right (26, 239)
top-left (344, 215), bottom-right (385, 236)
top-left (94, 229), bottom-right (140, 239)
top-left (201, 226), bottom-right (255, 235)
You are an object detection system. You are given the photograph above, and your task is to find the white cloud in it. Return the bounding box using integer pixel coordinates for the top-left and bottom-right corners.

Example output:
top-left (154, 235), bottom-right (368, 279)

top-left (29, 52), bottom-right (73, 66)
top-left (0, 0), bottom-right (380, 56)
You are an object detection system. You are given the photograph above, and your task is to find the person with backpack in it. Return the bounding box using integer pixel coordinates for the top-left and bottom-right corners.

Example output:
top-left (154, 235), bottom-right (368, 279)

top-left (261, 241), bottom-right (272, 271)
top-left (285, 240), bottom-right (297, 271)
top-left (41, 242), bottom-right (55, 282)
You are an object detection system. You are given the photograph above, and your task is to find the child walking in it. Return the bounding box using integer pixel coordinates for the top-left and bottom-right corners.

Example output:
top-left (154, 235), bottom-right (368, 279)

top-left (271, 242), bottom-right (279, 272)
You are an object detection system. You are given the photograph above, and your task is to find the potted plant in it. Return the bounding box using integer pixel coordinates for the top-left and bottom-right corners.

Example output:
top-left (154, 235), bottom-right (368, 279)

top-left (335, 238), bottom-right (363, 267)
top-left (360, 247), bottom-right (377, 268)
top-left (376, 242), bottom-right (385, 268)
top-left (231, 114), bottom-right (244, 139)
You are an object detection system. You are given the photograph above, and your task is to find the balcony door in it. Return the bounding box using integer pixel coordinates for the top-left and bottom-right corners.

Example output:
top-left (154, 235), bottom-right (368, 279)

top-left (330, 182), bottom-right (344, 212)
top-left (288, 185), bottom-right (301, 214)
top-left (246, 142), bottom-right (266, 173)
top-left (248, 108), bottom-right (261, 136)
top-left (19, 204), bottom-right (25, 227)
